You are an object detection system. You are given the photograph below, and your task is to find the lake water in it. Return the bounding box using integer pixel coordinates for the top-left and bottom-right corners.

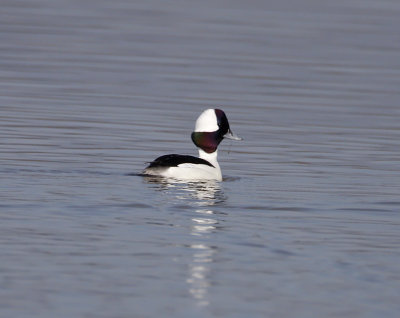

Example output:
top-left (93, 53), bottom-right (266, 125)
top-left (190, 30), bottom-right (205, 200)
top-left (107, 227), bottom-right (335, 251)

top-left (1, 0), bottom-right (400, 317)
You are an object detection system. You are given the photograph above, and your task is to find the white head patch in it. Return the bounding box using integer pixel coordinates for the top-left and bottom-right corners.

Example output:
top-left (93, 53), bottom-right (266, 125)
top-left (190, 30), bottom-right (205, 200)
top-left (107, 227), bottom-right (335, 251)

top-left (194, 109), bottom-right (218, 132)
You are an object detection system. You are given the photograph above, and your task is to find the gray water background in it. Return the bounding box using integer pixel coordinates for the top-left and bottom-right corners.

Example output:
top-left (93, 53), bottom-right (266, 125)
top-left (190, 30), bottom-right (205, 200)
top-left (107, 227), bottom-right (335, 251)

top-left (1, 0), bottom-right (400, 317)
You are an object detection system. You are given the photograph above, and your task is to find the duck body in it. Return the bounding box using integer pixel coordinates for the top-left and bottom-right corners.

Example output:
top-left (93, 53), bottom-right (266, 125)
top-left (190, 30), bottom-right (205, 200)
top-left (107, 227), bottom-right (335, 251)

top-left (143, 109), bottom-right (241, 181)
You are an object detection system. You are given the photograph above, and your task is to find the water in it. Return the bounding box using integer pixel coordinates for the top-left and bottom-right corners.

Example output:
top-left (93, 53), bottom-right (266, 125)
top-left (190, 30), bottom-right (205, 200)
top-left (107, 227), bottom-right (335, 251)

top-left (1, 0), bottom-right (400, 317)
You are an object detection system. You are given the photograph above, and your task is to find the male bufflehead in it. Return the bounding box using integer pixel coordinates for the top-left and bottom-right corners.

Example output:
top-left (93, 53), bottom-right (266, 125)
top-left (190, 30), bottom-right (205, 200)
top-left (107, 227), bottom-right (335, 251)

top-left (143, 109), bottom-right (242, 181)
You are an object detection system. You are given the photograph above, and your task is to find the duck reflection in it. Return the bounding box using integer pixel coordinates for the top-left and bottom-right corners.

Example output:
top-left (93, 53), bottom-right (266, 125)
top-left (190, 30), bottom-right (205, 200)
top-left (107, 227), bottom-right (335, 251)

top-left (143, 176), bottom-right (225, 307)
top-left (187, 207), bottom-right (219, 307)
top-left (143, 175), bottom-right (226, 203)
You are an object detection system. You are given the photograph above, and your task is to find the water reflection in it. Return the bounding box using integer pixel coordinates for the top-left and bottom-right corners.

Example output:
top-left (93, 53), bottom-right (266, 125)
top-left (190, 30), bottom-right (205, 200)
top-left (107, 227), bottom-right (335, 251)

top-left (143, 176), bottom-right (225, 307)
top-left (187, 242), bottom-right (216, 307)
top-left (143, 176), bottom-right (226, 203)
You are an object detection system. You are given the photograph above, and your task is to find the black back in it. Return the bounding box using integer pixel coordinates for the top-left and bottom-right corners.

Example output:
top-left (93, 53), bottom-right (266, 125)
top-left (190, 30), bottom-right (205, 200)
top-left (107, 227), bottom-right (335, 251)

top-left (147, 154), bottom-right (214, 168)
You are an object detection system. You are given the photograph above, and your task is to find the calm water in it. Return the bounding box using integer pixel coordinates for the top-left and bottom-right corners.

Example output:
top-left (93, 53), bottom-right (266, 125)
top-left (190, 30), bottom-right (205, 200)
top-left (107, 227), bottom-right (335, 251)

top-left (1, 0), bottom-right (400, 317)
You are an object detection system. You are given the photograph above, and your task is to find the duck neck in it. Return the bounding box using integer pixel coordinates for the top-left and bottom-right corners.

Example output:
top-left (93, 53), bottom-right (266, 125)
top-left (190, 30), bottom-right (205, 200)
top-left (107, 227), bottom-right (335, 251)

top-left (198, 148), bottom-right (220, 168)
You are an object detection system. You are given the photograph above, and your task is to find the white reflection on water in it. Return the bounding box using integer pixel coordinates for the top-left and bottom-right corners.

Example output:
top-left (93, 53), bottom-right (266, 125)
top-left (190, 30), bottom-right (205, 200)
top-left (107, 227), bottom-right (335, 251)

top-left (188, 207), bottom-right (218, 307)
top-left (187, 242), bottom-right (215, 307)
top-left (143, 177), bottom-right (224, 307)
top-left (191, 212), bottom-right (218, 236)
top-left (185, 182), bottom-right (221, 307)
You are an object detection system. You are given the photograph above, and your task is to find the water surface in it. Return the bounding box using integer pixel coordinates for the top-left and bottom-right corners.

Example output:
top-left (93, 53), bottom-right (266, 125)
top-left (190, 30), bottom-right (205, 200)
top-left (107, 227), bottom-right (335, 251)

top-left (1, 0), bottom-right (400, 317)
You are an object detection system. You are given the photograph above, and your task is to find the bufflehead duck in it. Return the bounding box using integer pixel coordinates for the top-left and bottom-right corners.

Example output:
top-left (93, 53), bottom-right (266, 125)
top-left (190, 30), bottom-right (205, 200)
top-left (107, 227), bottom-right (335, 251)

top-left (143, 109), bottom-right (242, 181)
